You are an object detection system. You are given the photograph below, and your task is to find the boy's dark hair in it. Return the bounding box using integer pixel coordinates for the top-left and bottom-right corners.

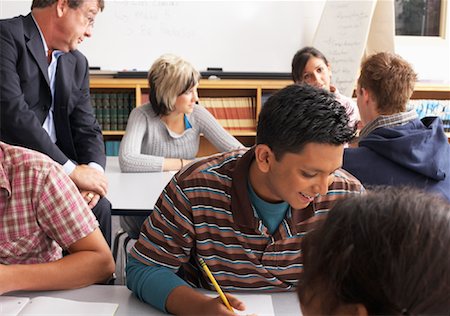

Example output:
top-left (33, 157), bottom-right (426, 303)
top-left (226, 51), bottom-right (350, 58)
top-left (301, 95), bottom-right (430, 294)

top-left (256, 84), bottom-right (355, 159)
top-left (32, 0), bottom-right (105, 11)
top-left (291, 46), bottom-right (328, 83)
top-left (298, 187), bottom-right (450, 314)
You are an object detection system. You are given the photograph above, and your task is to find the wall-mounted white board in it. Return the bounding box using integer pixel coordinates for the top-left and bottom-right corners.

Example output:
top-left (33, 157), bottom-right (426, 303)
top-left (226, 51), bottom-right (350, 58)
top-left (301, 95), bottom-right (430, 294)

top-left (313, 0), bottom-right (377, 96)
top-left (0, 1), bottom-right (325, 73)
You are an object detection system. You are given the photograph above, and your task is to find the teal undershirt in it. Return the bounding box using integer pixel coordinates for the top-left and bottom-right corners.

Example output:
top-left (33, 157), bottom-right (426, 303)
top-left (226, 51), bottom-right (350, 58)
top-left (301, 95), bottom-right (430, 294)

top-left (126, 180), bottom-right (289, 312)
top-left (184, 114), bottom-right (192, 129)
top-left (247, 180), bottom-right (289, 235)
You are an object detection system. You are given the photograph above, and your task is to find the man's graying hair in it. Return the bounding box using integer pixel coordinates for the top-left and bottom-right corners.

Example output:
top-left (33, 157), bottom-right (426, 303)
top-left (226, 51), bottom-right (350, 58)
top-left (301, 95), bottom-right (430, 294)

top-left (31, 0), bottom-right (105, 11)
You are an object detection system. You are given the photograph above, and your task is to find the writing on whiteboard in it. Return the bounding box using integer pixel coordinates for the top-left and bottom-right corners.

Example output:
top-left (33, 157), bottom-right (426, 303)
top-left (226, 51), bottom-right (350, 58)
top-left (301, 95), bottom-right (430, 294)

top-left (313, 0), bottom-right (376, 96)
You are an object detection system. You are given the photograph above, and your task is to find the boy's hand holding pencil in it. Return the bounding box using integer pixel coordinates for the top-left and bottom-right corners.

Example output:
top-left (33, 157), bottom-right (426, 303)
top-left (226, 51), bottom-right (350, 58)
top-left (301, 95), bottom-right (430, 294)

top-left (199, 258), bottom-right (246, 315)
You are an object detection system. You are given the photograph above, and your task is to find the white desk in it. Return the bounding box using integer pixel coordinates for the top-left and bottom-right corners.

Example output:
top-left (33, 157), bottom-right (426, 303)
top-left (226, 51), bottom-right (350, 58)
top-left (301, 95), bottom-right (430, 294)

top-left (105, 157), bottom-right (173, 216)
top-left (11, 285), bottom-right (301, 315)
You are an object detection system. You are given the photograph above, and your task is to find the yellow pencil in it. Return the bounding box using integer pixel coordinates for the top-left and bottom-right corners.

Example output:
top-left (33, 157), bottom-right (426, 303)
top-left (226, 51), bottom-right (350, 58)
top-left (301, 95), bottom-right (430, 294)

top-left (199, 258), bottom-right (234, 312)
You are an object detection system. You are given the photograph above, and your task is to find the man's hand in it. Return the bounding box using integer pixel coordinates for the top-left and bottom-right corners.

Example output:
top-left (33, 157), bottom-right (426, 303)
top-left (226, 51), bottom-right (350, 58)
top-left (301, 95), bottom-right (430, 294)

top-left (81, 190), bottom-right (101, 208)
top-left (69, 165), bottom-right (108, 196)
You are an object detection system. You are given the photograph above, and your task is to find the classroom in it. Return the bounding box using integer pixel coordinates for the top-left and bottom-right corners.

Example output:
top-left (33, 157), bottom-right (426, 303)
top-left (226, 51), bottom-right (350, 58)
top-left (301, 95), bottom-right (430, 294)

top-left (0, 0), bottom-right (449, 315)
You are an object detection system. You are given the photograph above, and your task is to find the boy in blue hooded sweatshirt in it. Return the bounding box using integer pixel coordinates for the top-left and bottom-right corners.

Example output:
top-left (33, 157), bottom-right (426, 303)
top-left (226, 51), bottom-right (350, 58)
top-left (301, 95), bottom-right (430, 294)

top-left (343, 52), bottom-right (450, 201)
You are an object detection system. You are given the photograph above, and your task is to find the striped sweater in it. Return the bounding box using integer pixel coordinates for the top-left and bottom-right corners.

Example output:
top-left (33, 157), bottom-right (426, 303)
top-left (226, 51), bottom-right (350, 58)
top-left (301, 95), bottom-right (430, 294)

top-left (129, 147), bottom-right (364, 302)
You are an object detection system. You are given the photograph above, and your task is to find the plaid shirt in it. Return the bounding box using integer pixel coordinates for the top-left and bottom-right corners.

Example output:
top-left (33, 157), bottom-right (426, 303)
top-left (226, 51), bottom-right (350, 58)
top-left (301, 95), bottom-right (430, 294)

top-left (0, 142), bottom-right (98, 264)
top-left (359, 110), bottom-right (418, 139)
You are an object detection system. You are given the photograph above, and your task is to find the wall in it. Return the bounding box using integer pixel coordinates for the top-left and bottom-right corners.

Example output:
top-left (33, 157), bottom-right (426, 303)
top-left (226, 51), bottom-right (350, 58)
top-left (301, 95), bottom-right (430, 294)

top-left (1, 0), bottom-right (448, 83)
top-left (0, 0), bottom-right (324, 72)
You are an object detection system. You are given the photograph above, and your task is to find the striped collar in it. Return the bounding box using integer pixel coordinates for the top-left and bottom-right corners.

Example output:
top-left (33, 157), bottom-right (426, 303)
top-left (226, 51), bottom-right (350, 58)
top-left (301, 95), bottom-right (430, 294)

top-left (359, 110), bottom-right (418, 139)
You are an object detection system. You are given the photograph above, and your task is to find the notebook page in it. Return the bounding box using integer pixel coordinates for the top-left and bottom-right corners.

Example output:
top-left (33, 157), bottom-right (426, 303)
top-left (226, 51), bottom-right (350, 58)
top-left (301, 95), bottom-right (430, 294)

top-left (19, 297), bottom-right (118, 316)
top-left (206, 293), bottom-right (274, 316)
top-left (0, 297), bottom-right (30, 316)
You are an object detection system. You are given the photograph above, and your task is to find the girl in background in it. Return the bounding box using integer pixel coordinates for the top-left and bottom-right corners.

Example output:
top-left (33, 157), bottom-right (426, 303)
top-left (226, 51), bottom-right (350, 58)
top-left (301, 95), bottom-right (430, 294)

top-left (292, 46), bottom-right (360, 128)
top-left (119, 54), bottom-right (243, 236)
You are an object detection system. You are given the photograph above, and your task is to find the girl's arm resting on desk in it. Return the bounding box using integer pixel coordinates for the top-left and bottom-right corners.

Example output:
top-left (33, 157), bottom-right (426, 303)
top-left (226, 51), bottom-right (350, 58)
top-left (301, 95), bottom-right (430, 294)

top-left (0, 228), bottom-right (115, 294)
top-left (162, 158), bottom-right (193, 171)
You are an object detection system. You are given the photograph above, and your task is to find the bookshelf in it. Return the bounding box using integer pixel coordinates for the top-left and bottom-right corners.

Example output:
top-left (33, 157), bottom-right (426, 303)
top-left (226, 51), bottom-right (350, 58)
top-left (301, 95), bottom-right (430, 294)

top-left (90, 78), bottom-right (292, 156)
top-left (90, 77), bottom-right (450, 155)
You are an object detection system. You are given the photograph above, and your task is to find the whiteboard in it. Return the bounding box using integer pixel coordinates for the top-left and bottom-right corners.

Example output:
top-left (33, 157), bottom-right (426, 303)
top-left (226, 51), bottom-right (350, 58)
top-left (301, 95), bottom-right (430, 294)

top-left (0, 0), bottom-right (325, 73)
top-left (313, 0), bottom-right (376, 96)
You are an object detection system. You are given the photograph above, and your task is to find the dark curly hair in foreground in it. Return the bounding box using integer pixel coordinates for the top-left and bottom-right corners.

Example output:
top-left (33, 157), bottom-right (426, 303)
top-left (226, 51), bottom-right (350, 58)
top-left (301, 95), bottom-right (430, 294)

top-left (298, 187), bottom-right (450, 315)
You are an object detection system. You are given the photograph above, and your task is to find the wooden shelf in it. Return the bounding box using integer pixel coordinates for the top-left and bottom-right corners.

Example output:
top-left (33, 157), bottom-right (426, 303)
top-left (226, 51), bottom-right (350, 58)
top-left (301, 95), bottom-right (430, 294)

top-left (90, 77), bottom-right (293, 137)
top-left (102, 130), bottom-right (125, 136)
top-left (90, 77), bottom-right (450, 154)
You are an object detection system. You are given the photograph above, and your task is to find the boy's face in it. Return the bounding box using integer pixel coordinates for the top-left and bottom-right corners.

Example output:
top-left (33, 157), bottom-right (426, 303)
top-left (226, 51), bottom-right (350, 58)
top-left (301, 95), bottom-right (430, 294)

top-left (258, 142), bottom-right (344, 210)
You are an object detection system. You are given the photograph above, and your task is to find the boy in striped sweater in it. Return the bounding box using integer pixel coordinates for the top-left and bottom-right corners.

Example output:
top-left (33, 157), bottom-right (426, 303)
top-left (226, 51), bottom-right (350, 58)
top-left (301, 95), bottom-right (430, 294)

top-left (127, 84), bottom-right (364, 315)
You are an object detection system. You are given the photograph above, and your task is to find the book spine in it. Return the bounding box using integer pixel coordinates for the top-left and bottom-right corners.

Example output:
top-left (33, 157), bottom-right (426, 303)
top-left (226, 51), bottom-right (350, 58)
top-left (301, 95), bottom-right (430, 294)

top-left (117, 93), bottom-right (125, 130)
top-left (110, 93), bottom-right (118, 131)
top-left (102, 93), bottom-right (111, 131)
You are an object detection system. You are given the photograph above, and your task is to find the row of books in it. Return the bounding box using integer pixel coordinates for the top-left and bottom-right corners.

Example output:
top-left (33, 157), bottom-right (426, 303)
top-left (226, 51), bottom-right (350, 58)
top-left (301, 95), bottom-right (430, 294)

top-left (408, 99), bottom-right (450, 131)
top-left (90, 92), bottom-right (135, 131)
top-left (93, 94), bottom-right (450, 135)
top-left (201, 97), bottom-right (256, 132)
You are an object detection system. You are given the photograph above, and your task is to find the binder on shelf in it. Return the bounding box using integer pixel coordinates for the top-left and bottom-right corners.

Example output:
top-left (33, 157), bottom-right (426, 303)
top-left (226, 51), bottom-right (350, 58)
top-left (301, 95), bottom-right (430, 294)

top-left (201, 96), bottom-right (256, 133)
top-left (110, 93), bottom-right (118, 131)
top-left (117, 93), bottom-right (126, 130)
top-left (102, 93), bottom-right (111, 131)
top-left (105, 140), bottom-right (121, 156)
top-left (408, 99), bottom-right (450, 132)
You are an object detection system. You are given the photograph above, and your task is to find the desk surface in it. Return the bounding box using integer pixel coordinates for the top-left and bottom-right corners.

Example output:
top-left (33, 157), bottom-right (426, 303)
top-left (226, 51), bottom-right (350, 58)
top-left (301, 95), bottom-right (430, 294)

top-left (105, 157), bottom-right (174, 215)
top-left (12, 285), bottom-right (301, 315)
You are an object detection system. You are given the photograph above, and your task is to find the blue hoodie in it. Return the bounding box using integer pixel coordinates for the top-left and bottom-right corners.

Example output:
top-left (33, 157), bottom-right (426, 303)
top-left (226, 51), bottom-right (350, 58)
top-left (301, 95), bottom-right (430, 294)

top-left (343, 117), bottom-right (450, 201)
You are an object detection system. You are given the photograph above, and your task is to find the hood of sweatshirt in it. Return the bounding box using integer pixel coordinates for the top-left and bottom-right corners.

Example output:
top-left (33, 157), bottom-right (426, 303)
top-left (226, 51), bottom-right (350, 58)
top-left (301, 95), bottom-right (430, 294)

top-left (359, 117), bottom-right (450, 181)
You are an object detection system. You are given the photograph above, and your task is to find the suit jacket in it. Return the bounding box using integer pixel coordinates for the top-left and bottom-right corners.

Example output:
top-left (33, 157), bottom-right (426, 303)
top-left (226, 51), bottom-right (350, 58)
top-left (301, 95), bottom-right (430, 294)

top-left (0, 14), bottom-right (105, 168)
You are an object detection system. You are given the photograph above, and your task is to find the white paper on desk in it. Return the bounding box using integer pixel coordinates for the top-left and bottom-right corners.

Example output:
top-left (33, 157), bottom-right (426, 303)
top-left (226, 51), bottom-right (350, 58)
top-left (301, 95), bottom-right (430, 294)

top-left (19, 297), bottom-right (118, 316)
top-left (0, 297), bottom-right (30, 316)
top-left (206, 293), bottom-right (274, 316)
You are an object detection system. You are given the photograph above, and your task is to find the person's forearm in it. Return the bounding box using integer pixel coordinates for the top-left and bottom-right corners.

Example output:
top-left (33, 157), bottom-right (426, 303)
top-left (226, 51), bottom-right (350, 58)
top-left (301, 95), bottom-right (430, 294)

top-left (126, 256), bottom-right (188, 312)
top-left (162, 158), bottom-right (192, 171)
top-left (165, 286), bottom-right (244, 315)
top-left (166, 285), bottom-right (212, 315)
top-left (1, 249), bottom-right (114, 294)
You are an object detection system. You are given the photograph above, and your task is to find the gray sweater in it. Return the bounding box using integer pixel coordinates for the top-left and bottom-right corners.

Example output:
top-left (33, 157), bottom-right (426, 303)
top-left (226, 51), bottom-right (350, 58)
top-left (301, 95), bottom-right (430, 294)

top-left (119, 103), bottom-right (243, 172)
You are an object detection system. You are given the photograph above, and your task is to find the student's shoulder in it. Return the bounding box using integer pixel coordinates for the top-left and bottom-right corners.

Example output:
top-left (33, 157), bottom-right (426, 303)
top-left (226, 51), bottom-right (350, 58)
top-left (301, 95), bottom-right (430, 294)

top-left (334, 89), bottom-right (356, 107)
top-left (1, 143), bottom-right (61, 174)
top-left (129, 102), bottom-right (156, 118)
top-left (190, 104), bottom-right (212, 119)
top-left (332, 168), bottom-right (364, 192)
top-left (175, 148), bottom-right (249, 184)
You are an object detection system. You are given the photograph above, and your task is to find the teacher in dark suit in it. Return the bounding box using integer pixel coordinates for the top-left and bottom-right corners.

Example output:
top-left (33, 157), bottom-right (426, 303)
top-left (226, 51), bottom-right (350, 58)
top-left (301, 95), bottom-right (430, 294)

top-left (0, 0), bottom-right (111, 245)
